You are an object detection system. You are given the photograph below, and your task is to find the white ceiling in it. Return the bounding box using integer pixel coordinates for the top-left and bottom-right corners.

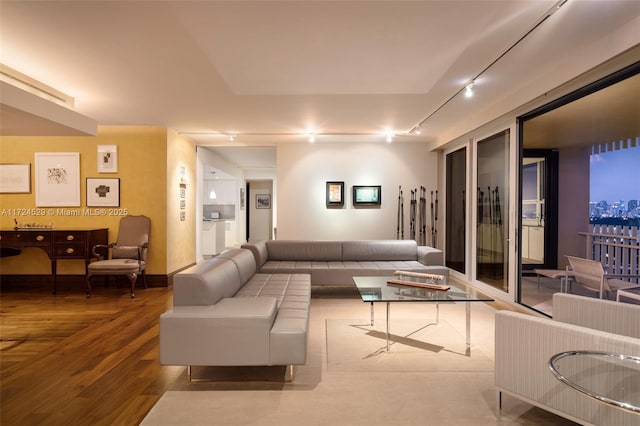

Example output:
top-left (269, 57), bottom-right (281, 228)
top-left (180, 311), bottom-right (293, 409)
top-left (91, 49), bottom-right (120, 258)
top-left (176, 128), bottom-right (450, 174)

top-left (1, 0), bottom-right (639, 166)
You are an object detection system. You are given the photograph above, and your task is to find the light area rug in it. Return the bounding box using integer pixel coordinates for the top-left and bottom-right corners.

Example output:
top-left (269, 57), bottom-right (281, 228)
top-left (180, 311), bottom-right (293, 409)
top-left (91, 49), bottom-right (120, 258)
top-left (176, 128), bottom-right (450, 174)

top-left (326, 318), bottom-right (493, 372)
top-left (141, 300), bottom-right (577, 426)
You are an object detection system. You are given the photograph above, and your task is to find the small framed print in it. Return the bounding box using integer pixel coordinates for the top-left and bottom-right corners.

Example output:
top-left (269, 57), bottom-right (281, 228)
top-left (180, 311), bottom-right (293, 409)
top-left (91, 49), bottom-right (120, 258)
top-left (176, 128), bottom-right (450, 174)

top-left (256, 194), bottom-right (271, 209)
top-left (326, 181), bottom-right (344, 207)
top-left (0, 163), bottom-right (31, 193)
top-left (353, 185), bottom-right (382, 207)
top-left (97, 145), bottom-right (118, 173)
top-left (86, 178), bottom-right (120, 207)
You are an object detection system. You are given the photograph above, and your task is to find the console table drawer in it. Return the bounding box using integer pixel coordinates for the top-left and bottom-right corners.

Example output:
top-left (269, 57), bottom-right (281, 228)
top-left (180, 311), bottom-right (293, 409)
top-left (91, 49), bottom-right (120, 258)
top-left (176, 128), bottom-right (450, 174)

top-left (54, 231), bottom-right (86, 243)
top-left (54, 244), bottom-right (86, 258)
top-left (1, 231), bottom-right (53, 245)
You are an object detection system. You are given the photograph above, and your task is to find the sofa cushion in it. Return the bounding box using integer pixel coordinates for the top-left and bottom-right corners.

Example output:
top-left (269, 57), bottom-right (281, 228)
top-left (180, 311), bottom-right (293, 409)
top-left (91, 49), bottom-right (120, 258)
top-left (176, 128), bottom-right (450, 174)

top-left (218, 248), bottom-right (257, 285)
top-left (266, 240), bottom-right (342, 261)
top-left (235, 273), bottom-right (311, 305)
top-left (173, 257), bottom-right (241, 306)
top-left (342, 240), bottom-right (418, 261)
top-left (552, 293), bottom-right (640, 339)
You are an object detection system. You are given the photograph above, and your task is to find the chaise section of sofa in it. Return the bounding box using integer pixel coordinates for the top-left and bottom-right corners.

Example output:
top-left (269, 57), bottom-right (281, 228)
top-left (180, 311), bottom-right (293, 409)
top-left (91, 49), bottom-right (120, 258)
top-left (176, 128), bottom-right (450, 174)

top-left (495, 293), bottom-right (640, 425)
top-left (159, 248), bottom-right (310, 369)
top-left (241, 239), bottom-right (447, 287)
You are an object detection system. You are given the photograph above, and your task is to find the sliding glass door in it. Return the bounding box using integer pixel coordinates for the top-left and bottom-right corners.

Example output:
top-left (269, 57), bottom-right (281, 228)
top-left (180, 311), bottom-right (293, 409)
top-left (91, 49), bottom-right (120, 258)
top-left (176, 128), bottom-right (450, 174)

top-left (446, 147), bottom-right (466, 274)
top-left (476, 130), bottom-right (510, 292)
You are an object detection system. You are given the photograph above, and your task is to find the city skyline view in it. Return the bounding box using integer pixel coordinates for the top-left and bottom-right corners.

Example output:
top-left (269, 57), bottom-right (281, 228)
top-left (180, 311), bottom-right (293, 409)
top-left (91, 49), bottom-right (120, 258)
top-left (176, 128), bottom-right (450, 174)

top-left (590, 143), bottom-right (640, 204)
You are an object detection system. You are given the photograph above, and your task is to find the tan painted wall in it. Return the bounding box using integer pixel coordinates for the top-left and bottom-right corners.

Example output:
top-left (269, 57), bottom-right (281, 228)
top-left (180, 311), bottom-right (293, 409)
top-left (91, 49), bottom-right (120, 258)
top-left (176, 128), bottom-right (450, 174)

top-left (166, 129), bottom-right (196, 273)
top-left (0, 126), bottom-right (177, 275)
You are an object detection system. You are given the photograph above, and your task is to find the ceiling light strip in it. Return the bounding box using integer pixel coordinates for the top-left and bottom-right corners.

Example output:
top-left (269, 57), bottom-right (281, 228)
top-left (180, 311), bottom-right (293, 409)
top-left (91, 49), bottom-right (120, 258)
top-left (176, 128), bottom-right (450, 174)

top-left (0, 64), bottom-right (74, 106)
top-left (410, 0), bottom-right (570, 133)
top-left (179, 131), bottom-right (410, 137)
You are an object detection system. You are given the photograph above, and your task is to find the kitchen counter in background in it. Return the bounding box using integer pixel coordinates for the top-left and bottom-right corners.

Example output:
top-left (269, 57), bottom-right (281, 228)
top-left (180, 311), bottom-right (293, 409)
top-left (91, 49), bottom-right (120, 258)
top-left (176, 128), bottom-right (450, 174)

top-left (202, 219), bottom-right (237, 256)
top-left (202, 220), bottom-right (225, 256)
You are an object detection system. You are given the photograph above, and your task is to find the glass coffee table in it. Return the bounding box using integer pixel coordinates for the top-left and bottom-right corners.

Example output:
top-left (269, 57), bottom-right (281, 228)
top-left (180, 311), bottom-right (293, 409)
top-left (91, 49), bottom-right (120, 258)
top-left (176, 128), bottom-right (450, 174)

top-left (549, 350), bottom-right (640, 413)
top-left (352, 275), bottom-right (494, 351)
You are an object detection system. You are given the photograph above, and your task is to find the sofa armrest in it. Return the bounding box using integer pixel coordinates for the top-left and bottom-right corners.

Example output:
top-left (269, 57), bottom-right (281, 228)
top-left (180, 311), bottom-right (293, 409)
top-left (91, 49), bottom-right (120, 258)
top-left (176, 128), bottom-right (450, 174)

top-left (552, 293), bottom-right (640, 339)
top-left (417, 246), bottom-right (443, 266)
top-left (160, 297), bottom-right (278, 366)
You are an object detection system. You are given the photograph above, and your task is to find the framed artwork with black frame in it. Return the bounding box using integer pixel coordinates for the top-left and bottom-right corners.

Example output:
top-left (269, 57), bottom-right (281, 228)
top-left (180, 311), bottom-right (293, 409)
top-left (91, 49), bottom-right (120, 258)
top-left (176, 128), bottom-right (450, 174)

top-left (353, 185), bottom-right (381, 207)
top-left (86, 177), bottom-right (120, 207)
top-left (326, 181), bottom-right (344, 207)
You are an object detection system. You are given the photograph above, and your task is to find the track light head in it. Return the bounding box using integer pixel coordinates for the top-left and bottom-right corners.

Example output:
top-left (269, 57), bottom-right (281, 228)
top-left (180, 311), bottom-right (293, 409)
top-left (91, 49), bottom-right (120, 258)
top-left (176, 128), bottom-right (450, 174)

top-left (465, 81), bottom-right (474, 98)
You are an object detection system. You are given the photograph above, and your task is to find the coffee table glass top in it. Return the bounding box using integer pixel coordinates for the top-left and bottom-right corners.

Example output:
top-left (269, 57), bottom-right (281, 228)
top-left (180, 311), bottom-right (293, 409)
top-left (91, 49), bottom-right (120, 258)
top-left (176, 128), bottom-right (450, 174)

top-left (352, 276), bottom-right (494, 303)
top-left (549, 351), bottom-right (640, 413)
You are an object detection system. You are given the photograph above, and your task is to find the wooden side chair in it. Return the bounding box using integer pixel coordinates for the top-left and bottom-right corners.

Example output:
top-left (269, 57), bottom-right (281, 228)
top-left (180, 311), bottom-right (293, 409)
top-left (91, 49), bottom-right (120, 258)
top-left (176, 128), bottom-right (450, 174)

top-left (86, 215), bottom-right (150, 298)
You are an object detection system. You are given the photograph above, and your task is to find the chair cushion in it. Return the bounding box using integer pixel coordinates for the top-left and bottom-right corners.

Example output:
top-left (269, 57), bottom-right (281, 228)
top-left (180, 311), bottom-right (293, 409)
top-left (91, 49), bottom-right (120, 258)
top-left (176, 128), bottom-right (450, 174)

top-left (88, 259), bottom-right (145, 274)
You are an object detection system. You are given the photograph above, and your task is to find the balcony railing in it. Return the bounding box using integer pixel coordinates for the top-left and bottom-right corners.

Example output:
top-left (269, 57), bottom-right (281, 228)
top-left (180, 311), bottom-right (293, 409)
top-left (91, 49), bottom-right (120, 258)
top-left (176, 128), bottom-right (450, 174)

top-left (579, 224), bottom-right (640, 283)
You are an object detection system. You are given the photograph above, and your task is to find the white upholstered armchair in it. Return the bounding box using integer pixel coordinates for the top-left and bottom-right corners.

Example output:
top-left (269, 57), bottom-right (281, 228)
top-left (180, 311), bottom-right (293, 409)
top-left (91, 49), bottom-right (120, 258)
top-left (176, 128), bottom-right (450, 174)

top-left (495, 293), bottom-right (640, 425)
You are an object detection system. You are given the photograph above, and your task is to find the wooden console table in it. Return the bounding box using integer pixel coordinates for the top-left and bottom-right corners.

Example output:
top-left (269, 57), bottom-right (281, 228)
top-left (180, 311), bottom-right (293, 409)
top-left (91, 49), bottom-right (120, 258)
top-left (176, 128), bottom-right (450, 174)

top-left (0, 228), bottom-right (108, 294)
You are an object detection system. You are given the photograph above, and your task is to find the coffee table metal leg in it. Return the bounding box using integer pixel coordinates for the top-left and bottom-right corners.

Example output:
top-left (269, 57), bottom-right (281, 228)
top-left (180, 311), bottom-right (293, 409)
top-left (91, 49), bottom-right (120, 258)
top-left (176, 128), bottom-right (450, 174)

top-left (370, 302), bottom-right (374, 326)
top-left (386, 302), bottom-right (390, 351)
top-left (436, 302), bottom-right (439, 325)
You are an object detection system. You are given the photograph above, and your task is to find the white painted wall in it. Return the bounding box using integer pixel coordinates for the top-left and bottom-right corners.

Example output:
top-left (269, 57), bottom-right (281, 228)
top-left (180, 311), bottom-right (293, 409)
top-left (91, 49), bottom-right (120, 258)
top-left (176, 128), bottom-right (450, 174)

top-left (276, 142), bottom-right (438, 240)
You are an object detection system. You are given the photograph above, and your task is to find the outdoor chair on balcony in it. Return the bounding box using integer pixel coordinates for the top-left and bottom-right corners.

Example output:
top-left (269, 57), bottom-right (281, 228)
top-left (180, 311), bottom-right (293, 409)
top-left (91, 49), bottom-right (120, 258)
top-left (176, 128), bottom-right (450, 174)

top-left (566, 255), bottom-right (640, 300)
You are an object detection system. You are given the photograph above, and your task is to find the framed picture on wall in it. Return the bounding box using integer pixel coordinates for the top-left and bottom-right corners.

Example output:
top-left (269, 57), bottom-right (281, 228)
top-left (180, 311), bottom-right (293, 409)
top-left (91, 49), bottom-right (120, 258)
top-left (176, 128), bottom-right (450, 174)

top-left (97, 145), bottom-right (118, 173)
top-left (256, 194), bottom-right (271, 209)
top-left (35, 152), bottom-right (81, 207)
top-left (353, 185), bottom-right (381, 207)
top-left (326, 181), bottom-right (344, 207)
top-left (0, 163), bottom-right (31, 193)
top-left (86, 178), bottom-right (120, 207)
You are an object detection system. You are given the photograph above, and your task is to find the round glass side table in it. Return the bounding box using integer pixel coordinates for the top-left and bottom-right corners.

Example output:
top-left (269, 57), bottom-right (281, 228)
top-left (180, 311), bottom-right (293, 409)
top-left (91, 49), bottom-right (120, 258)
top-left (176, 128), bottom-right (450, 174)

top-left (549, 350), bottom-right (640, 414)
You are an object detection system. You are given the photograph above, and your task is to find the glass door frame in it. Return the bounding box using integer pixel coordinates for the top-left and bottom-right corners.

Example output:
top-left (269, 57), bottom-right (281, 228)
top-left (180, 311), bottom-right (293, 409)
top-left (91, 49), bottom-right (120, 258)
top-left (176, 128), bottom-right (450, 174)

top-left (463, 123), bottom-right (518, 298)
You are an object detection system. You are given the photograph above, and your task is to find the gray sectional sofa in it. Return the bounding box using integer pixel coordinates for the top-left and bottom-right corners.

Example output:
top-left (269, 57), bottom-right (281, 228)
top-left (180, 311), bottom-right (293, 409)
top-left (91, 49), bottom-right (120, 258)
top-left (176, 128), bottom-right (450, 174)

top-left (159, 239), bottom-right (446, 375)
top-left (159, 248), bottom-right (311, 371)
top-left (241, 239), bottom-right (447, 287)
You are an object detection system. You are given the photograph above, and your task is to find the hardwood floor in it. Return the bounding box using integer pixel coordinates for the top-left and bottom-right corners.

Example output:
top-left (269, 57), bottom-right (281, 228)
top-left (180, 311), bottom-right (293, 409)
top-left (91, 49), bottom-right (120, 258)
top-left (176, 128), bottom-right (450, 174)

top-left (0, 284), bottom-right (184, 426)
